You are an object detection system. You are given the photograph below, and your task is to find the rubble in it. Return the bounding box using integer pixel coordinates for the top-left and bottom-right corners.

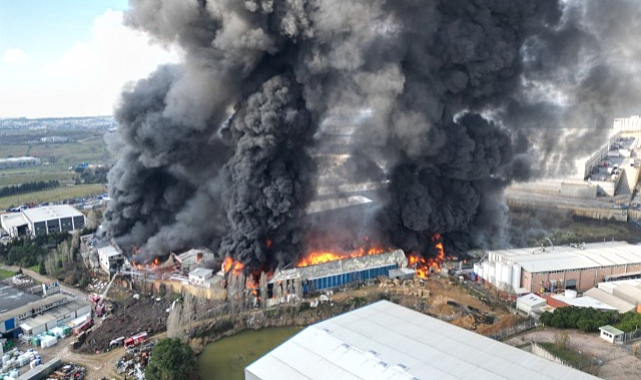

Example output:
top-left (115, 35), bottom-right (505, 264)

top-left (77, 295), bottom-right (169, 353)
top-left (47, 363), bottom-right (87, 380)
top-left (115, 341), bottom-right (155, 380)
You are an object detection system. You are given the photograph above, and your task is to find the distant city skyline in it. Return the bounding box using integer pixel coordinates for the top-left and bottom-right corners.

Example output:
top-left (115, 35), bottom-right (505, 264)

top-left (0, 0), bottom-right (178, 118)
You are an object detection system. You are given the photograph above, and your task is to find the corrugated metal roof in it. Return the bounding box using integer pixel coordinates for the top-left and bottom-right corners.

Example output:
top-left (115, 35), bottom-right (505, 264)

top-left (584, 288), bottom-right (635, 313)
top-left (550, 294), bottom-right (617, 310)
top-left (489, 242), bottom-right (641, 273)
top-left (271, 250), bottom-right (407, 283)
top-left (245, 301), bottom-right (600, 380)
top-left (0, 294), bottom-right (69, 322)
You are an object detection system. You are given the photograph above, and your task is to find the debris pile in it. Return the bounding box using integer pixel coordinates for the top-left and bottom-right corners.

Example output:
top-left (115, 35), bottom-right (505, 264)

top-left (78, 296), bottom-right (169, 353)
top-left (47, 363), bottom-right (87, 380)
top-left (115, 341), bottom-right (155, 380)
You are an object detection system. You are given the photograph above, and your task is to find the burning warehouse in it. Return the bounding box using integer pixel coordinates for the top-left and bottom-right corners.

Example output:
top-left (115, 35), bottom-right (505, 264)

top-left (101, 1), bottom-right (641, 279)
top-left (270, 249), bottom-right (408, 295)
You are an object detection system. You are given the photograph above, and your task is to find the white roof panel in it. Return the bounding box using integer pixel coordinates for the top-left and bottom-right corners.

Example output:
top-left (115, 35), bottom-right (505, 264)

top-left (489, 242), bottom-right (641, 273)
top-left (246, 301), bottom-right (600, 380)
top-left (1, 212), bottom-right (28, 229)
top-left (98, 245), bottom-right (121, 258)
top-left (22, 205), bottom-right (83, 223)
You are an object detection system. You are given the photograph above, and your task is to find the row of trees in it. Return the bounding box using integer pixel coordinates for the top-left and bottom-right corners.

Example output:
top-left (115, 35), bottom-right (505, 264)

top-left (0, 180), bottom-right (59, 198)
top-left (0, 232), bottom-right (70, 267)
top-left (540, 306), bottom-right (641, 333)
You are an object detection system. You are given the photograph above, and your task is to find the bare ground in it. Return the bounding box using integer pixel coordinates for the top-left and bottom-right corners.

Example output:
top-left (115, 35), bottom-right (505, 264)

top-left (506, 329), bottom-right (641, 379)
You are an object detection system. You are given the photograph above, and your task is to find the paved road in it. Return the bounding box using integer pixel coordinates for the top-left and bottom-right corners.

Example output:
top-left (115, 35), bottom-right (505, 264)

top-left (0, 264), bottom-right (87, 300)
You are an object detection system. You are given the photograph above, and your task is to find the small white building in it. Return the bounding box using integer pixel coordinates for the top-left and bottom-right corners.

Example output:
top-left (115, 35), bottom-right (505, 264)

top-left (599, 325), bottom-right (624, 344)
top-left (516, 293), bottom-right (547, 316)
top-left (98, 245), bottom-right (124, 275)
top-left (189, 268), bottom-right (214, 287)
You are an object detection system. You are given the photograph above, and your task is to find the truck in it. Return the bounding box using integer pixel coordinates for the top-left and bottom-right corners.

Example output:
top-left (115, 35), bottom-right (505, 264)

top-left (124, 332), bottom-right (148, 348)
top-left (73, 318), bottom-right (94, 335)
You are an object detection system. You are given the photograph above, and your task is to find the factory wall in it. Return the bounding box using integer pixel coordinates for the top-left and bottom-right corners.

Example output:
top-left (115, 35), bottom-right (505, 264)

top-left (301, 264), bottom-right (397, 294)
top-left (560, 182), bottom-right (597, 198)
top-left (525, 265), bottom-right (641, 293)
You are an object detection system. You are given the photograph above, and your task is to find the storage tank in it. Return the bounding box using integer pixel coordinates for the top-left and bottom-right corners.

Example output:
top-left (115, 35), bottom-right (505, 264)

top-left (501, 264), bottom-right (513, 289)
top-left (512, 264), bottom-right (522, 291)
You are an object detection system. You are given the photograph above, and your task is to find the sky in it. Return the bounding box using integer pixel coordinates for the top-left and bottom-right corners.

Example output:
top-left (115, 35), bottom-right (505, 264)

top-left (0, 0), bottom-right (179, 118)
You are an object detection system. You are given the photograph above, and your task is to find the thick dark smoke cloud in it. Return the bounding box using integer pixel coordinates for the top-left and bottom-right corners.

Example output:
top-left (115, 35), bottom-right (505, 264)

top-left (103, 0), bottom-right (641, 267)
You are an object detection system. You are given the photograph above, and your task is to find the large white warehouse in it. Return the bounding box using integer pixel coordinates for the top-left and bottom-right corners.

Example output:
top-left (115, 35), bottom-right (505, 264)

top-left (474, 241), bottom-right (641, 293)
top-left (245, 301), bottom-right (599, 380)
top-left (1, 205), bottom-right (85, 238)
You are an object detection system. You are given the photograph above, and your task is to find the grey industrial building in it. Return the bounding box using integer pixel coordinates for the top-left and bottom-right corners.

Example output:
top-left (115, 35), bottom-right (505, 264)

top-left (270, 250), bottom-right (408, 295)
top-left (0, 293), bottom-right (90, 338)
top-left (245, 301), bottom-right (600, 380)
top-left (0, 205), bottom-right (85, 238)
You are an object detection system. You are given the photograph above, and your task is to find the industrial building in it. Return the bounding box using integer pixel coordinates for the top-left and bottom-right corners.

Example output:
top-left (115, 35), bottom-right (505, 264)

top-left (19, 300), bottom-right (91, 336)
top-left (174, 248), bottom-right (215, 273)
top-left (474, 241), bottom-right (641, 293)
top-left (581, 279), bottom-right (641, 313)
top-left (0, 157), bottom-right (41, 170)
top-left (245, 300), bottom-right (600, 380)
top-left (0, 294), bottom-right (69, 336)
top-left (0, 283), bottom-right (41, 315)
top-left (270, 250), bottom-right (407, 294)
top-left (188, 268), bottom-right (214, 287)
top-left (0, 205), bottom-right (85, 238)
top-left (98, 245), bottom-right (124, 275)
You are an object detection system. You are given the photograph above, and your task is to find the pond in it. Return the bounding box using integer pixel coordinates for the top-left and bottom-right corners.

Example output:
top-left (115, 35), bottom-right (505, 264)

top-left (198, 326), bottom-right (303, 380)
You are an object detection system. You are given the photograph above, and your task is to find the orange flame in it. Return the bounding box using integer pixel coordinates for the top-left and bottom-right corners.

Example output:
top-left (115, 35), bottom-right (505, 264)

top-left (407, 233), bottom-right (446, 279)
top-left (222, 256), bottom-right (245, 275)
top-left (297, 245), bottom-right (387, 267)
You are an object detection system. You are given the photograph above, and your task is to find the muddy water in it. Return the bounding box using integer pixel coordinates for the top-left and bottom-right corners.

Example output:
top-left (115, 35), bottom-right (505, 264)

top-left (198, 326), bottom-right (303, 380)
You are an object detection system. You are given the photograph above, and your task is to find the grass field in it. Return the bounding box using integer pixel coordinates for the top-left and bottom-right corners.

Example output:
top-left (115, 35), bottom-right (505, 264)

top-left (1, 134), bottom-right (111, 190)
top-left (0, 169), bottom-right (76, 187)
top-left (0, 183), bottom-right (105, 209)
top-left (0, 269), bottom-right (15, 280)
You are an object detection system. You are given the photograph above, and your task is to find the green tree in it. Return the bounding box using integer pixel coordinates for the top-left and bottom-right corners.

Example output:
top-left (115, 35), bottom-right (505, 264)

top-left (145, 338), bottom-right (196, 380)
top-left (38, 261), bottom-right (46, 275)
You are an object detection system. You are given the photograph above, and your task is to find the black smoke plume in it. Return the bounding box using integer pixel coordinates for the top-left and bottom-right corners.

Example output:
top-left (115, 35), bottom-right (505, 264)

top-left (103, 0), bottom-right (641, 267)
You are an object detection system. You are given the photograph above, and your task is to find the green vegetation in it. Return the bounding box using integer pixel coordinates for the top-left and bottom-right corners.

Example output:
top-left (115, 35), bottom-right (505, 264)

top-left (538, 341), bottom-right (594, 369)
top-left (0, 232), bottom-right (70, 267)
top-left (0, 180), bottom-right (60, 198)
top-left (146, 338), bottom-right (196, 380)
top-left (0, 269), bottom-right (15, 280)
top-left (0, 183), bottom-right (104, 209)
top-left (540, 306), bottom-right (641, 333)
top-left (510, 209), bottom-right (641, 247)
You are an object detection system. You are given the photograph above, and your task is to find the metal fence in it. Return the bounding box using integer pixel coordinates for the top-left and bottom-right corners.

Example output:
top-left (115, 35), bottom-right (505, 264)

top-left (622, 328), bottom-right (641, 343)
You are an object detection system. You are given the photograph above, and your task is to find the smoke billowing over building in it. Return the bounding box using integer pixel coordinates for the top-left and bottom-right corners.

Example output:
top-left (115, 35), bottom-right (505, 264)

top-left (103, 0), bottom-right (641, 270)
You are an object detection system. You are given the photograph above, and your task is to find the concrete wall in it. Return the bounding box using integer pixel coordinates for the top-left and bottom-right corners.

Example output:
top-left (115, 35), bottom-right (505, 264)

top-left (561, 182), bottom-right (597, 198)
top-left (527, 264), bottom-right (641, 293)
top-left (152, 279), bottom-right (226, 300)
top-left (531, 343), bottom-right (571, 367)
